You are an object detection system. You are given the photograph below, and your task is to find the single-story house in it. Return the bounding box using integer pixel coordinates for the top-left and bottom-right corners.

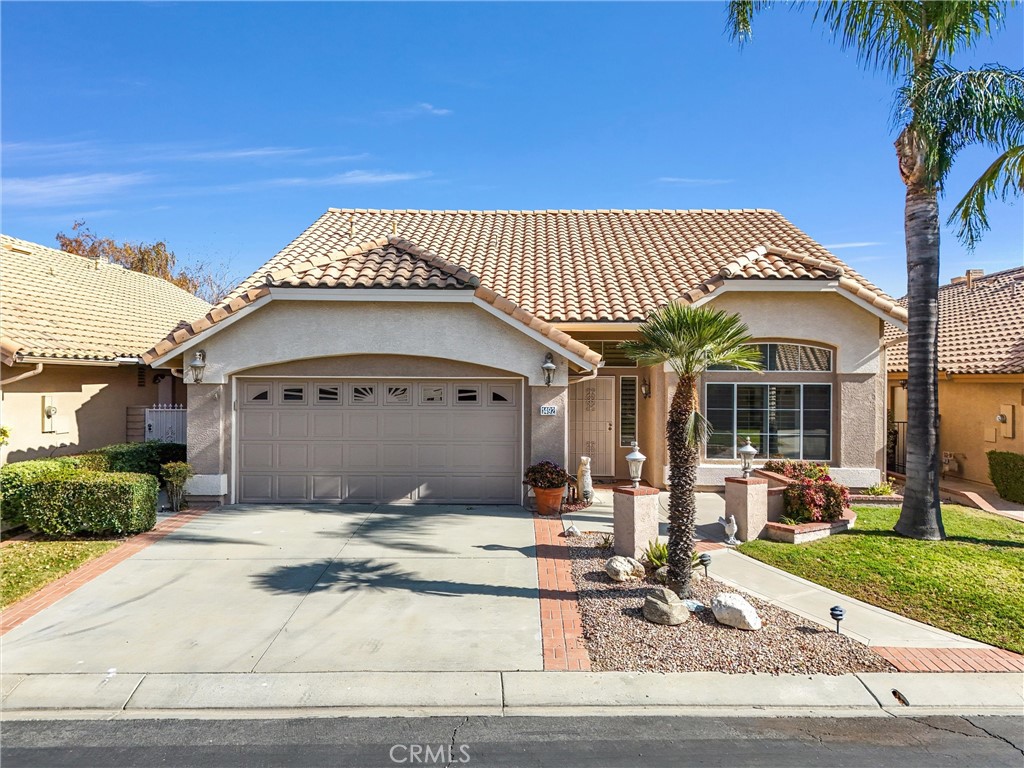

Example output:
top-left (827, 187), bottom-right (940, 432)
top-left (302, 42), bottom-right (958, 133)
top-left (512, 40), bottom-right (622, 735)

top-left (144, 208), bottom-right (907, 505)
top-left (887, 266), bottom-right (1024, 487)
top-left (0, 234), bottom-right (213, 462)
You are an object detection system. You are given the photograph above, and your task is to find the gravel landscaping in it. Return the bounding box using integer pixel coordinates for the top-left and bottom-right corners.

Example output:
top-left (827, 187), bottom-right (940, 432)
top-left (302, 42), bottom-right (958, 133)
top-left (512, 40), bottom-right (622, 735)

top-left (567, 533), bottom-right (895, 675)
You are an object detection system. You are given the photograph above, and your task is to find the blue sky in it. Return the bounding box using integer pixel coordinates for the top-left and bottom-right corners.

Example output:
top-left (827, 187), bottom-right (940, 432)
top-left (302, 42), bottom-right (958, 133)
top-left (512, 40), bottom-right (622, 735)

top-left (2, 2), bottom-right (1021, 298)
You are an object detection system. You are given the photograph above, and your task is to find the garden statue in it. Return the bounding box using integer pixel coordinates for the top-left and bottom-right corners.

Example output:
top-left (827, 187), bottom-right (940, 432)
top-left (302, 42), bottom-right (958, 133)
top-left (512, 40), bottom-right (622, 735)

top-left (718, 514), bottom-right (739, 546)
top-left (577, 456), bottom-right (593, 504)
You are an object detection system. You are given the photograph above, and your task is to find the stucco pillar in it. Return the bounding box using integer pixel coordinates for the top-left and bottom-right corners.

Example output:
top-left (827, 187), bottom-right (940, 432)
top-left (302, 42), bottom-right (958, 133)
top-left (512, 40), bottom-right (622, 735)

top-left (186, 383), bottom-right (229, 501)
top-left (613, 485), bottom-right (661, 559)
top-left (529, 385), bottom-right (568, 467)
top-left (724, 476), bottom-right (769, 541)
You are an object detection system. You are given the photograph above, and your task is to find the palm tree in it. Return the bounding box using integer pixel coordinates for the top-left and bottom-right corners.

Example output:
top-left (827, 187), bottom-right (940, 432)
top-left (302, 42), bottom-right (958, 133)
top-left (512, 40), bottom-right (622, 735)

top-left (620, 305), bottom-right (762, 596)
top-left (727, 1), bottom-right (1022, 540)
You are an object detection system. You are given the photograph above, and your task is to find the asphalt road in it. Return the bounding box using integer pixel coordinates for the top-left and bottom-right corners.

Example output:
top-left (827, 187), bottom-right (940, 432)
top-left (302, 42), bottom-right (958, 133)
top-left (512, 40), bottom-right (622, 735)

top-left (3, 715), bottom-right (1023, 768)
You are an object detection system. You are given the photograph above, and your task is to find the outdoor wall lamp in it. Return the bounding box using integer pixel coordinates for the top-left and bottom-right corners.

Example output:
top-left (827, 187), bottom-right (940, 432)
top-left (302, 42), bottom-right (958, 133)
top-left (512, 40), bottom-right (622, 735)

top-left (188, 350), bottom-right (207, 384)
top-left (899, 379), bottom-right (908, 390)
top-left (640, 378), bottom-right (651, 399)
top-left (626, 441), bottom-right (646, 488)
top-left (738, 438), bottom-right (758, 478)
top-left (542, 352), bottom-right (556, 386)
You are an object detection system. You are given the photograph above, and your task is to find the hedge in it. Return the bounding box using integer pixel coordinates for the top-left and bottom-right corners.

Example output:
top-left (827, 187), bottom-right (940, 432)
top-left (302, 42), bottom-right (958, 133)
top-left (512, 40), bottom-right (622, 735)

top-left (0, 459), bottom-right (80, 529)
top-left (67, 442), bottom-right (186, 477)
top-left (22, 471), bottom-right (158, 537)
top-left (987, 451), bottom-right (1024, 504)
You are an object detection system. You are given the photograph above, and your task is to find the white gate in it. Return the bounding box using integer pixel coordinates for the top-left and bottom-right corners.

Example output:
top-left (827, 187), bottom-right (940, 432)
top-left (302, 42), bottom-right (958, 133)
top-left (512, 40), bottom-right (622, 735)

top-left (145, 404), bottom-right (187, 443)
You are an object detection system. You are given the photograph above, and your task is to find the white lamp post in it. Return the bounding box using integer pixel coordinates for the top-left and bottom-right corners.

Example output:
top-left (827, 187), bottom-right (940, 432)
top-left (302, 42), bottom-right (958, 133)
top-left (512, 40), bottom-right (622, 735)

top-left (626, 441), bottom-right (646, 488)
top-left (738, 438), bottom-right (758, 478)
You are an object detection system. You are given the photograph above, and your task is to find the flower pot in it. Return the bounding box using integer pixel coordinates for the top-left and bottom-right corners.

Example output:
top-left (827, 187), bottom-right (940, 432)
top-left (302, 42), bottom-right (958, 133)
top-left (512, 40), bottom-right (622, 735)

top-left (532, 485), bottom-right (566, 516)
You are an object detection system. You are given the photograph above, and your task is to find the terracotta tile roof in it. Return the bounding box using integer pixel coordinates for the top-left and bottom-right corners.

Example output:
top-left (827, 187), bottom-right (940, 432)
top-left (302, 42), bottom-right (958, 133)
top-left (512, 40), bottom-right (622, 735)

top-left (144, 236), bottom-right (602, 368)
top-left (228, 209), bottom-right (903, 324)
top-left (0, 234), bottom-right (213, 366)
top-left (886, 267), bottom-right (1024, 375)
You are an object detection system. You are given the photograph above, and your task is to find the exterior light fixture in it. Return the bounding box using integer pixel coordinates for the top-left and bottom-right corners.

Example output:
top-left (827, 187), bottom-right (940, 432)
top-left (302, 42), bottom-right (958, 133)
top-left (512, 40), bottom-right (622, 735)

top-left (640, 378), bottom-right (651, 399)
top-left (698, 552), bottom-right (711, 579)
top-left (738, 438), bottom-right (758, 478)
top-left (625, 441), bottom-right (646, 488)
top-left (899, 379), bottom-right (908, 390)
top-left (188, 350), bottom-right (207, 384)
top-left (541, 352), bottom-right (556, 386)
top-left (830, 605), bottom-right (845, 634)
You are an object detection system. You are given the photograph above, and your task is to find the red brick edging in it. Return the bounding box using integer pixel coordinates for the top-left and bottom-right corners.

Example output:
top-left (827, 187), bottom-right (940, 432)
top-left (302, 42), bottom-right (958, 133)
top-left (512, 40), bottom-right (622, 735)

top-left (0, 504), bottom-right (215, 635)
top-left (871, 646), bottom-right (1024, 672)
top-left (533, 515), bottom-right (591, 671)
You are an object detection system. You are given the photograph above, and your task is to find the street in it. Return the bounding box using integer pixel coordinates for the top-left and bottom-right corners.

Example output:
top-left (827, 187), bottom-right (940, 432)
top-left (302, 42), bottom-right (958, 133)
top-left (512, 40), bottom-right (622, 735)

top-left (3, 715), bottom-right (1023, 768)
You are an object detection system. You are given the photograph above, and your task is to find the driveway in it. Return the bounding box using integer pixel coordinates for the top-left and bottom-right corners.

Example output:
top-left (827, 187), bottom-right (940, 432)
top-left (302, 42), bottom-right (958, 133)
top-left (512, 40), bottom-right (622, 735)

top-left (1, 504), bottom-right (542, 674)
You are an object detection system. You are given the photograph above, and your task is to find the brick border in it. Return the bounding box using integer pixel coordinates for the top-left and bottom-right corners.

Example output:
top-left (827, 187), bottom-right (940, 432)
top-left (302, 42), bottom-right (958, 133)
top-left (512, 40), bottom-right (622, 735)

top-left (533, 515), bottom-right (591, 671)
top-left (0, 504), bottom-right (215, 635)
top-left (871, 646), bottom-right (1024, 672)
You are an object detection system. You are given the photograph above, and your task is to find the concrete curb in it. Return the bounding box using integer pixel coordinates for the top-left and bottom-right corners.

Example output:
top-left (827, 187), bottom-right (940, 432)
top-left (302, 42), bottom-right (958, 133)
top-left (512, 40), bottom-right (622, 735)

top-left (2, 670), bottom-right (1020, 720)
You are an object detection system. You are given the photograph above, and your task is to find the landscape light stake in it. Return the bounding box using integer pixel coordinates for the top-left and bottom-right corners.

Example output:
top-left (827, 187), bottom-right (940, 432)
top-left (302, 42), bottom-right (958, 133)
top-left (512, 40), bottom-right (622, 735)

top-left (830, 605), bottom-right (845, 634)
top-left (698, 552), bottom-right (711, 579)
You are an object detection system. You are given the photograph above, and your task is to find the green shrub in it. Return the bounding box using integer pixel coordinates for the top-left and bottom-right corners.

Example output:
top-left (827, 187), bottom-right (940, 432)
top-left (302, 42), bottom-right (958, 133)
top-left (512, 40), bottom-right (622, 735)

top-left (782, 475), bottom-right (850, 523)
top-left (988, 451), bottom-right (1024, 504)
top-left (161, 461), bottom-right (194, 512)
top-left (642, 539), bottom-right (669, 568)
top-left (74, 442), bottom-right (186, 478)
top-left (862, 481), bottom-right (896, 496)
top-left (0, 460), bottom-right (80, 528)
top-left (22, 471), bottom-right (158, 537)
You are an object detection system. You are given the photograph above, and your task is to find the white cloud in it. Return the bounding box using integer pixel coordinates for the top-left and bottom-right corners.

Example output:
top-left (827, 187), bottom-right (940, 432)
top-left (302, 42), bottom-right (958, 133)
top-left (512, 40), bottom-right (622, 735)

top-left (823, 242), bottom-right (884, 250)
top-left (415, 102), bottom-right (453, 116)
top-left (174, 147), bottom-right (311, 161)
top-left (2, 172), bottom-right (152, 207)
top-left (655, 177), bottom-right (733, 185)
top-left (264, 170), bottom-right (430, 187)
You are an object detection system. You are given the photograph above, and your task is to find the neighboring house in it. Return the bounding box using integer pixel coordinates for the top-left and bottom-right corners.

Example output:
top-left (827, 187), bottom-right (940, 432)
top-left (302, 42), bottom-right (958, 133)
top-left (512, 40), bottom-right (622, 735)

top-left (144, 208), bottom-right (907, 505)
top-left (886, 267), bottom-right (1024, 487)
top-left (0, 235), bottom-right (213, 462)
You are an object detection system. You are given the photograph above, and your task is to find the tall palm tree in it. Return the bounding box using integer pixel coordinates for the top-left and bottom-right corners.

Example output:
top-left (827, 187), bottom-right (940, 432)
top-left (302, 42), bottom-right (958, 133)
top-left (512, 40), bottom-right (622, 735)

top-left (620, 305), bottom-right (762, 597)
top-left (727, 1), bottom-right (1022, 540)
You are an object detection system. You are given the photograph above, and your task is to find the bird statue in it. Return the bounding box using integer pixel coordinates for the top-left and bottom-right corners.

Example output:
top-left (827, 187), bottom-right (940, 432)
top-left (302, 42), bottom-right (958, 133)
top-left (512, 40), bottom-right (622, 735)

top-left (718, 514), bottom-right (739, 545)
top-left (576, 456), bottom-right (594, 504)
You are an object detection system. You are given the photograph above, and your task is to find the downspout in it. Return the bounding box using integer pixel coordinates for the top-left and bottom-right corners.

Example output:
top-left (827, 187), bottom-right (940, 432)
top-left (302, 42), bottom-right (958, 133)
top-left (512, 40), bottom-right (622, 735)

top-left (1, 362), bottom-right (44, 387)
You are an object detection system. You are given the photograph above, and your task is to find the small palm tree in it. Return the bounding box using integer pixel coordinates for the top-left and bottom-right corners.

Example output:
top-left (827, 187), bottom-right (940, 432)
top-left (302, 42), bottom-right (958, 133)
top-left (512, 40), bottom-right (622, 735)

top-left (620, 304), bottom-right (762, 597)
top-left (727, 1), bottom-right (1023, 541)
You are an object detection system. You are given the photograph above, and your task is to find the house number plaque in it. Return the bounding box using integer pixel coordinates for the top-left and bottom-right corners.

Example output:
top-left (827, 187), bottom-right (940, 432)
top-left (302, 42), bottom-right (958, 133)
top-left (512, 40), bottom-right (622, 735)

top-left (539, 405), bottom-right (558, 416)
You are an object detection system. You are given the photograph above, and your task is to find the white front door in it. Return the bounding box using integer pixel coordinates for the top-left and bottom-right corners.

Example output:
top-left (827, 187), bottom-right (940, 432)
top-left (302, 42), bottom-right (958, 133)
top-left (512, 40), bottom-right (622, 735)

top-left (570, 376), bottom-right (615, 477)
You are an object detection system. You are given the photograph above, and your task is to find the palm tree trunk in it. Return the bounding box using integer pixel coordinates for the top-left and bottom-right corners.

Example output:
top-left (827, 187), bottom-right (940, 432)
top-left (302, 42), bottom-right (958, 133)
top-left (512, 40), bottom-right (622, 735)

top-left (895, 180), bottom-right (946, 540)
top-left (666, 375), bottom-right (698, 596)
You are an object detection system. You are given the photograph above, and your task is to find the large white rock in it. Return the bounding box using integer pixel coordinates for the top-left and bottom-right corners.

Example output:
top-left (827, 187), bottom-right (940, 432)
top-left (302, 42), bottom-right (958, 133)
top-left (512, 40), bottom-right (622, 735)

top-left (711, 592), bottom-right (762, 631)
top-left (605, 555), bottom-right (646, 582)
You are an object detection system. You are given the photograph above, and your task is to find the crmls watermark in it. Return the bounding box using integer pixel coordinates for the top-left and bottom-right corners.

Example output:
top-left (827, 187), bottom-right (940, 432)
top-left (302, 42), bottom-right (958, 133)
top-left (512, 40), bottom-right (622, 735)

top-left (389, 743), bottom-right (471, 764)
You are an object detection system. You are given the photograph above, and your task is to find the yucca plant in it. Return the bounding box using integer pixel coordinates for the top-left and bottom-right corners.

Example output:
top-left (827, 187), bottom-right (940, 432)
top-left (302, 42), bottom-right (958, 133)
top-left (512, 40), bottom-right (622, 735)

top-left (643, 539), bottom-right (669, 569)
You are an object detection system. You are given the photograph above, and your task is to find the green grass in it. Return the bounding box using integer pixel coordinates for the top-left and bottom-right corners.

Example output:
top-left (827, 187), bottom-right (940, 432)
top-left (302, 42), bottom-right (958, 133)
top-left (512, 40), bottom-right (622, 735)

top-left (739, 505), bottom-right (1024, 654)
top-left (0, 539), bottom-right (121, 608)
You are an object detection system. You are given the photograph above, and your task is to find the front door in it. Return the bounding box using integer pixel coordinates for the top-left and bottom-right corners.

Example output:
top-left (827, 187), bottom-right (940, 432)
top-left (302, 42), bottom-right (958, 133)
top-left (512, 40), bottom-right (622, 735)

top-left (570, 376), bottom-right (615, 477)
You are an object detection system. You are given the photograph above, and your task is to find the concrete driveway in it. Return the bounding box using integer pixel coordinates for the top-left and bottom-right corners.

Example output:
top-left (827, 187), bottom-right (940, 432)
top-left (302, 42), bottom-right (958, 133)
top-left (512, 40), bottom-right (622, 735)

top-left (1, 504), bottom-right (543, 674)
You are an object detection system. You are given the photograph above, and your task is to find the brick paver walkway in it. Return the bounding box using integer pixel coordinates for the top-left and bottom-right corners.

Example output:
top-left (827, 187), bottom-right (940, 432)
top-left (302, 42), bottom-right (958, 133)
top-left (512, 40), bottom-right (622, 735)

top-left (0, 504), bottom-right (214, 636)
top-left (871, 646), bottom-right (1024, 672)
top-left (533, 515), bottom-right (591, 671)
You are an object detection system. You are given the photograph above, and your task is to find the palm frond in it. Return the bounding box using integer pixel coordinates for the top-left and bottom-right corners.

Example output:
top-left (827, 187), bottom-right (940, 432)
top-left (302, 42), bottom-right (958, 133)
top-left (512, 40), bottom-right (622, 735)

top-left (685, 410), bottom-right (713, 449)
top-left (726, 0), bottom-right (775, 44)
top-left (619, 304), bottom-right (764, 378)
top-left (949, 144), bottom-right (1024, 248)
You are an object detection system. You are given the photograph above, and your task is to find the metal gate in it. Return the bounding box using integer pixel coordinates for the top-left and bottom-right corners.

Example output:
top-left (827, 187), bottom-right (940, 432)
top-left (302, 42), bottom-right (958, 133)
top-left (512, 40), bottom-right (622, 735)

top-left (145, 404), bottom-right (187, 443)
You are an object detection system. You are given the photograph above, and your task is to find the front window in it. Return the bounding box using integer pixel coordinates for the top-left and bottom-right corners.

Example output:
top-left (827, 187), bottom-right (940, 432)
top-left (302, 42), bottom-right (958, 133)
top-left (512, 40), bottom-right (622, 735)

top-left (706, 383), bottom-right (831, 461)
top-left (708, 343), bottom-right (832, 372)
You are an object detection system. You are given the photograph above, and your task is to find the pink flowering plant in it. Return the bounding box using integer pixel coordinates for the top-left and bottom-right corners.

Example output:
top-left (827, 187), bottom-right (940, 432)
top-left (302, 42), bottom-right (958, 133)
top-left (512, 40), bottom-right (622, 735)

top-left (782, 474), bottom-right (850, 523)
top-left (523, 461), bottom-right (570, 489)
top-left (762, 459), bottom-right (831, 481)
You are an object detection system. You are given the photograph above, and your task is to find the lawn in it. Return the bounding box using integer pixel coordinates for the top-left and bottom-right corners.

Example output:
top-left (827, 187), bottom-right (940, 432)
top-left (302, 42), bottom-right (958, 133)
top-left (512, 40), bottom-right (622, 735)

top-left (738, 505), bottom-right (1024, 654)
top-left (0, 539), bottom-right (121, 608)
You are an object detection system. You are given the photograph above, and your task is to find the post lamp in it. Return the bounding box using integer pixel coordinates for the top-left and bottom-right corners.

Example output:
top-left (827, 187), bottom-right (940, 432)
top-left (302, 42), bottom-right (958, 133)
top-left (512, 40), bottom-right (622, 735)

top-left (625, 441), bottom-right (646, 488)
top-left (698, 552), bottom-right (711, 578)
top-left (738, 438), bottom-right (758, 478)
top-left (541, 353), bottom-right (556, 386)
top-left (830, 605), bottom-right (845, 634)
top-left (188, 350), bottom-right (207, 384)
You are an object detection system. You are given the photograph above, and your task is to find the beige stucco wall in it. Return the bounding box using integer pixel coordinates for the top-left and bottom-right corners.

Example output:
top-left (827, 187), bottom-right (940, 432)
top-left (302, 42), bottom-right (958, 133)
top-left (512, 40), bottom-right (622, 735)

top-left (937, 378), bottom-right (1024, 486)
top-left (240, 355), bottom-right (516, 379)
top-left (0, 363), bottom-right (180, 463)
top-left (188, 300), bottom-right (574, 387)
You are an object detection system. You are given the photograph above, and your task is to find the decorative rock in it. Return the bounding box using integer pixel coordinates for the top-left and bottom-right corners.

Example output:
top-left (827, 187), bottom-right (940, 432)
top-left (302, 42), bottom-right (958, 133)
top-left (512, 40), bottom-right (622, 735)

top-left (711, 593), bottom-right (762, 631)
top-left (654, 566), bottom-right (670, 583)
top-left (642, 587), bottom-right (690, 625)
top-left (683, 599), bottom-right (704, 612)
top-left (605, 555), bottom-right (646, 582)
top-left (565, 524), bottom-right (582, 538)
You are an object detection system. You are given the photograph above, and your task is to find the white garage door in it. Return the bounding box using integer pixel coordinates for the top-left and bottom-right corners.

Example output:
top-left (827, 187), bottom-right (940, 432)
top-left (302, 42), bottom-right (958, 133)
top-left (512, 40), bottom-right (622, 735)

top-left (237, 379), bottom-right (522, 504)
